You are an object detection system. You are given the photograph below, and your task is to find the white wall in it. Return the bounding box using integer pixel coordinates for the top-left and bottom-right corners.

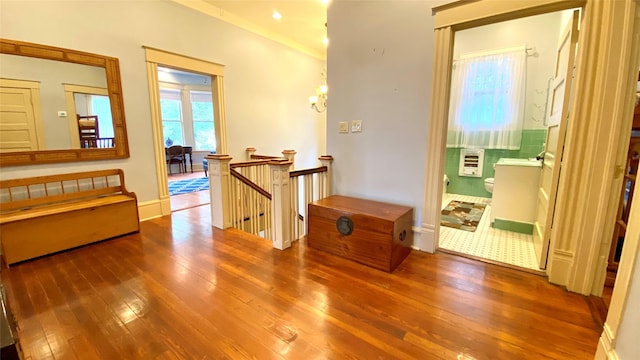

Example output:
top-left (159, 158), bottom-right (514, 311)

top-left (0, 0), bottom-right (326, 201)
top-left (615, 250), bottom-right (640, 358)
top-left (453, 12), bottom-right (564, 130)
top-left (327, 0), bottom-right (445, 225)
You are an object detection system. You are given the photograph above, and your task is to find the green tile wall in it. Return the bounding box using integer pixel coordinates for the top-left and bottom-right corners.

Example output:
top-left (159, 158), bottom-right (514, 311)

top-left (445, 129), bottom-right (547, 198)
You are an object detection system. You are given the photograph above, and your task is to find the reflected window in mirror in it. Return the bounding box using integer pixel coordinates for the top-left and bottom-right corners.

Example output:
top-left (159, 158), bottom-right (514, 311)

top-left (73, 93), bottom-right (114, 139)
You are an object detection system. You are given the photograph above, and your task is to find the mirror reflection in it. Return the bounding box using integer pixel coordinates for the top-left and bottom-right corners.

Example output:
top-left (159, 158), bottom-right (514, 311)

top-left (0, 53), bottom-right (114, 152)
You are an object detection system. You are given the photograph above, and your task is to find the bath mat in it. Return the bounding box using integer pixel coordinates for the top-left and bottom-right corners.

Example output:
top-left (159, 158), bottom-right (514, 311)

top-left (440, 200), bottom-right (486, 232)
top-left (168, 177), bottom-right (209, 196)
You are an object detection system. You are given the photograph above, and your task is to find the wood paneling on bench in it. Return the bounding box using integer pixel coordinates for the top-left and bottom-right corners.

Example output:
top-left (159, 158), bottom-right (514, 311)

top-left (0, 169), bottom-right (139, 266)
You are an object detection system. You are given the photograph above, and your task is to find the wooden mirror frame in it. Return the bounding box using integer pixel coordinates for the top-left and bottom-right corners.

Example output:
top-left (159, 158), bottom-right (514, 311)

top-left (0, 38), bottom-right (130, 166)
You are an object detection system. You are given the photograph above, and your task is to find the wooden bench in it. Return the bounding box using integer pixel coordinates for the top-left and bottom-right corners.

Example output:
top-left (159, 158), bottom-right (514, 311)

top-left (0, 169), bottom-right (140, 266)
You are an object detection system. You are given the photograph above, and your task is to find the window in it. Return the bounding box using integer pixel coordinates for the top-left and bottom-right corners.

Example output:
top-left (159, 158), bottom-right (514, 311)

top-left (160, 88), bottom-right (184, 146)
top-left (447, 48), bottom-right (526, 149)
top-left (160, 87), bottom-right (215, 150)
top-left (90, 95), bottom-right (114, 138)
top-left (190, 90), bottom-right (215, 150)
top-left (72, 92), bottom-right (114, 139)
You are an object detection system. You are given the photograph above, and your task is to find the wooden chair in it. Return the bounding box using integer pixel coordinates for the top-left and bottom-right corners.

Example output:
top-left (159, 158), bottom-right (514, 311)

top-left (77, 115), bottom-right (99, 147)
top-left (166, 145), bottom-right (185, 175)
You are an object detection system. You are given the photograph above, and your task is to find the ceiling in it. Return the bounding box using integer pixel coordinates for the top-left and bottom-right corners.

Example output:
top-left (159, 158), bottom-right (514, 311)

top-left (194, 0), bottom-right (328, 60)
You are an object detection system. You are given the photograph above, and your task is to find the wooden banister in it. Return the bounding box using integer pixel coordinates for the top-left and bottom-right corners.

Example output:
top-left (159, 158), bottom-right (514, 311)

top-left (230, 169), bottom-right (271, 200)
top-left (250, 154), bottom-right (282, 160)
top-left (289, 166), bottom-right (327, 178)
top-left (230, 159), bottom-right (272, 168)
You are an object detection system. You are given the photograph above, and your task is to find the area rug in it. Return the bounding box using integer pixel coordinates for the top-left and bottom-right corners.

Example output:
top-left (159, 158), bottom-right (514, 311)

top-left (440, 200), bottom-right (486, 232)
top-left (168, 177), bottom-right (209, 196)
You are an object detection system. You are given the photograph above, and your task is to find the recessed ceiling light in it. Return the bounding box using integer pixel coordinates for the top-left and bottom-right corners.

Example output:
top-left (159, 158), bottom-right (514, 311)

top-left (323, 37), bottom-right (329, 46)
top-left (272, 11), bottom-right (282, 20)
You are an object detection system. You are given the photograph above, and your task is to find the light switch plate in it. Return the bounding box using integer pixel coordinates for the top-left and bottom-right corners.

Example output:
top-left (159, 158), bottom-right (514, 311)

top-left (338, 121), bottom-right (349, 133)
top-left (351, 120), bottom-right (362, 133)
top-left (57, 111), bottom-right (68, 117)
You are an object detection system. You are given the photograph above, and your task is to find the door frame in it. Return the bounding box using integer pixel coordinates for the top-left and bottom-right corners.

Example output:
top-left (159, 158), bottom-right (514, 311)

top-left (422, 0), bottom-right (640, 356)
top-left (144, 46), bottom-right (228, 216)
top-left (63, 84), bottom-right (109, 149)
top-left (423, 0), bottom-right (639, 288)
top-left (533, 10), bottom-right (580, 270)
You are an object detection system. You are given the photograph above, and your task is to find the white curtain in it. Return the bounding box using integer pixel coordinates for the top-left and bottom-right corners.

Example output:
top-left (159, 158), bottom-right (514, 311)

top-left (447, 48), bottom-right (527, 149)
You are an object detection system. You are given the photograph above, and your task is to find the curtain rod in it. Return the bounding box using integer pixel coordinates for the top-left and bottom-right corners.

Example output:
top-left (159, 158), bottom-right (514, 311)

top-left (458, 45), bottom-right (535, 60)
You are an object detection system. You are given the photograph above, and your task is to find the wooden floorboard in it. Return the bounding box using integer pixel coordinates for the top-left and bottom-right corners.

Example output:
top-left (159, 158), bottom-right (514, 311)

top-left (2, 205), bottom-right (600, 359)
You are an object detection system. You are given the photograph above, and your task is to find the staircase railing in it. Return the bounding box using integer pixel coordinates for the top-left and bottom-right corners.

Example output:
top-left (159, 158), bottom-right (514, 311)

top-left (207, 149), bottom-right (333, 250)
top-left (289, 156), bottom-right (333, 241)
top-left (229, 167), bottom-right (272, 237)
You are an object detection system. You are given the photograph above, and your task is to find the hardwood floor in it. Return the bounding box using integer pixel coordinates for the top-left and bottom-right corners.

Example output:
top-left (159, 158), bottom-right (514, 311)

top-left (168, 171), bottom-right (209, 211)
top-left (2, 206), bottom-right (600, 359)
top-left (170, 190), bottom-right (210, 212)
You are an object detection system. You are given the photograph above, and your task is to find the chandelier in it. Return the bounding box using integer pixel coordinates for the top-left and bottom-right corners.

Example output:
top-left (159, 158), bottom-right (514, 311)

top-left (309, 70), bottom-right (327, 113)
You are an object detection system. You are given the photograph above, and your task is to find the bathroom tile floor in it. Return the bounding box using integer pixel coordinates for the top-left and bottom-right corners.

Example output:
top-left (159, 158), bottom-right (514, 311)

top-left (439, 193), bottom-right (543, 272)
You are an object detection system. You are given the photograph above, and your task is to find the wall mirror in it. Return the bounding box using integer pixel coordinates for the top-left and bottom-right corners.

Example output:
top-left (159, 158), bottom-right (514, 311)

top-left (0, 38), bottom-right (129, 166)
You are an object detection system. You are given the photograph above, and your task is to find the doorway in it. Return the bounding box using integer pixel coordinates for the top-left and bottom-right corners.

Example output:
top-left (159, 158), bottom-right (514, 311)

top-left (157, 67), bottom-right (216, 211)
top-left (425, 0), bottom-right (640, 356)
top-left (425, 0), bottom-right (640, 296)
top-left (439, 10), bottom-right (575, 273)
top-left (144, 46), bottom-right (228, 217)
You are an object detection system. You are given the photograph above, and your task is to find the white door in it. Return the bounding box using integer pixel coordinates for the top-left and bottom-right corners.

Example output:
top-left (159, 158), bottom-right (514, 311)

top-left (533, 10), bottom-right (580, 269)
top-left (0, 81), bottom-right (42, 152)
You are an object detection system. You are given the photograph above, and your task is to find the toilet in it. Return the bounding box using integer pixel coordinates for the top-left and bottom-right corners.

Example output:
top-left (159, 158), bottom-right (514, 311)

top-left (443, 175), bottom-right (450, 195)
top-left (484, 178), bottom-right (494, 194)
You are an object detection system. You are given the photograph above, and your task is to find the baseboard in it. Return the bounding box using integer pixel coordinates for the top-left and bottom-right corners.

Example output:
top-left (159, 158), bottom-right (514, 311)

top-left (548, 249), bottom-right (574, 286)
top-left (493, 218), bottom-right (534, 234)
top-left (138, 197), bottom-right (171, 221)
top-left (411, 225), bottom-right (436, 253)
top-left (595, 324), bottom-right (619, 360)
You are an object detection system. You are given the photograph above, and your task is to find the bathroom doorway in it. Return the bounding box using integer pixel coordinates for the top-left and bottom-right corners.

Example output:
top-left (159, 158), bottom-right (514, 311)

top-left (439, 9), bottom-right (578, 272)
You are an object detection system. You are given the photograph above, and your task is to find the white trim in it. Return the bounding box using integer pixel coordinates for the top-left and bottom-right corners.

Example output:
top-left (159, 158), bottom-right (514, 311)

top-left (547, 249), bottom-right (574, 285)
top-left (422, 25), bottom-right (454, 258)
top-left (595, 323), bottom-right (619, 360)
top-left (138, 199), bottom-right (166, 222)
top-left (412, 225), bottom-right (437, 253)
top-left (62, 84), bottom-right (108, 95)
top-left (411, 226), bottom-right (435, 254)
top-left (145, 47), bottom-right (228, 215)
top-left (63, 84), bottom-right (109, 149)
top-left (145, 61), bottom-right (171, 214)
top-left (143, 46), bottom-right (225, 76)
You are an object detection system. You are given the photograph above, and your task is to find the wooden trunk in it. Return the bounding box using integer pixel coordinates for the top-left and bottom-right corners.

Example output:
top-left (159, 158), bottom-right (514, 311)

top-left (307, 195), bottom-right (413, 272)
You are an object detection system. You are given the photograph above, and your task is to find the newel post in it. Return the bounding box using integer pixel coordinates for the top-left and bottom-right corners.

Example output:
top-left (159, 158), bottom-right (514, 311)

top-left (281, 150), bottom-right (296, 171)
top-left (207, 154), bottom-right (233, 229)
top-left (319, 155), bottom-right (334, 198)
top-left (269, 159), bottom-right (293, 250)
top-left (246, 147), bottom-right (256, 160)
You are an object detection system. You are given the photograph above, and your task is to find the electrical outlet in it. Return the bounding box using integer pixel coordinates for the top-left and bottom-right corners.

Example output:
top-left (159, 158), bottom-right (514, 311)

top-left (57, 111), bottom-right (68, 117)
top-left (338, 121), bottom-right (349, 133)
top-left (351, 120), bottom-right (362, 133)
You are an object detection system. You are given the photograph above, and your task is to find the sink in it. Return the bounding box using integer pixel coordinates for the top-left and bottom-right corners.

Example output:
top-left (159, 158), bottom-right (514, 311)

top-left (496, 158), bottom-right (542, 167)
